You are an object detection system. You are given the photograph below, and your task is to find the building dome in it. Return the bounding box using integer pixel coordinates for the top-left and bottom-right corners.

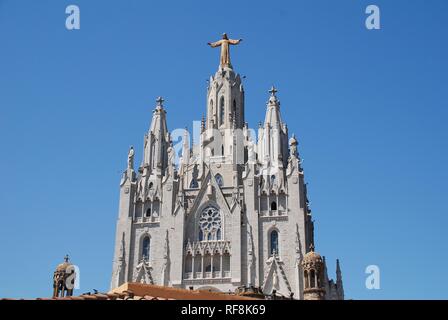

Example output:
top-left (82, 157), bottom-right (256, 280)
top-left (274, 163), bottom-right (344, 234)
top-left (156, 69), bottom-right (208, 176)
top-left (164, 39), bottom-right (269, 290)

top-left (56, 255), bottom-right (73, 272)
top-left (302, 245), bottom-right (323, 266)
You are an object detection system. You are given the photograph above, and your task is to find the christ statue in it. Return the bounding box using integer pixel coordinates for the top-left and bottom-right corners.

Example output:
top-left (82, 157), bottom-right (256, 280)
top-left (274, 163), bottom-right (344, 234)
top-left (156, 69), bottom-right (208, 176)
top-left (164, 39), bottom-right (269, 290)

top-left (208, 33), bottom-right (242, 68)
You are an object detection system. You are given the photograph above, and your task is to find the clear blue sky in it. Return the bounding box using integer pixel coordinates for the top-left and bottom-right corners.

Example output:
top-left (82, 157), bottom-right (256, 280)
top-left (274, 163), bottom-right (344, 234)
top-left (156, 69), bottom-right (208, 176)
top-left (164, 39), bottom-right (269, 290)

top-left (0, 0), bottom-right (447, 299)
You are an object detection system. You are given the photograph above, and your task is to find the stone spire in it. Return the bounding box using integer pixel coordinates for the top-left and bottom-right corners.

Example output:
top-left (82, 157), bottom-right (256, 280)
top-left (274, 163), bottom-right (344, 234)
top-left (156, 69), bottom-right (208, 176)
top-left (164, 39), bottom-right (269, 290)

top-left (258, 86), bottom-right (289, 175)
top-left (264, 86), bottom-right (283, 126)
top-left (143, 97), bottom-right (170, 177)
top-left (336, 259), bottom-right (344, 299)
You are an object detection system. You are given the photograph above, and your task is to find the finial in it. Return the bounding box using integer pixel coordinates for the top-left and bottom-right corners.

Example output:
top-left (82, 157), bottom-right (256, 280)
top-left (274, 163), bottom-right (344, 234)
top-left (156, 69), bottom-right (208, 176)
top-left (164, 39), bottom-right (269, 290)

top-left (201, 115), bottom-right (206, 132)
top-left (269, 86), bottom-right (278, 96)
top-left (156, 96), bottom-right (165, 107)
top-left (64, 254), bottom-right (70, 263)
top-left (309, 244), bottom-right (315, 252)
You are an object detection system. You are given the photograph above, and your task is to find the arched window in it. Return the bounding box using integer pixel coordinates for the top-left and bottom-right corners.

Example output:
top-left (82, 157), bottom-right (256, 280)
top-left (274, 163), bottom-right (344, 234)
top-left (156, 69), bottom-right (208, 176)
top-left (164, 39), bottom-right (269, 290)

top-left (270, 230), bottom-right (279, 255)
top-left (271, 201), bottom-right (277, 211)
top-left (199, 206), bottom-right (222, 241)
top-left (152, 200), bottom-right (160, 217)
top-left (271, 175), bottom-right (276, 185)
top-left (219, 97), bottom-right (225, 126)
top-left (215, 174), bottom-right (223, 187)
top-left (145, 208), bottom-right (151, 217)
top-left (310, 270), bottom-right (316, 288)
top-left (190, 179), bottom-right (199, 189)
top-left (142, 236), bottom-right (150, 261)
top-left (304, 270), bottom-right (309, 288)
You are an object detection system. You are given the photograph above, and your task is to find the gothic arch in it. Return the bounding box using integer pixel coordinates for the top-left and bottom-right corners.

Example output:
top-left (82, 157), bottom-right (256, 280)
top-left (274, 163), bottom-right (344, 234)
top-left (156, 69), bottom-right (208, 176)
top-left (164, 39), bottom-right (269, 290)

top-left (138, 232), bottom-right (152, 261)
top-left (268, 227), bottom-right (280, 256)
top-left (215, 173), bottom-right (224, 187)
top-left (219, 96), bottom-right (225, 126)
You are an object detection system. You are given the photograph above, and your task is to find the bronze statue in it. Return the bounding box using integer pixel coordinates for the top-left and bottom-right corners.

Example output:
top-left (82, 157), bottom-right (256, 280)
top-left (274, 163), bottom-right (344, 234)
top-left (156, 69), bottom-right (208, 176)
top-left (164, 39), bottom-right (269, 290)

top-left (208, 33), bottom-right (242, 68)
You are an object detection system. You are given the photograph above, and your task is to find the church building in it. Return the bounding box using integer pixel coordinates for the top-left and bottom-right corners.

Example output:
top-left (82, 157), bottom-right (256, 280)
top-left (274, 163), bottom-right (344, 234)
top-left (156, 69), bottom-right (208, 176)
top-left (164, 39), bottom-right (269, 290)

top-left (110, 34), bottom-right (344, 300)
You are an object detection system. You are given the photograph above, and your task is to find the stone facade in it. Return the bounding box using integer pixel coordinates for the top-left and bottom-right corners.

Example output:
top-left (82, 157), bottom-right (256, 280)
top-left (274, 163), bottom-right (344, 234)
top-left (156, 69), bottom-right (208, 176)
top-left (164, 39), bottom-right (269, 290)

top-left (110, 52), bottom-right (344, 300)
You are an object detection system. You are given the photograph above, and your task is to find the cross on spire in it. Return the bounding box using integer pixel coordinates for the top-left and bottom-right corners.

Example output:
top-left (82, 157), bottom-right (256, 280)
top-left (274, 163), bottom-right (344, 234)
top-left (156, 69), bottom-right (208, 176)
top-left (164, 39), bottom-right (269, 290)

top-left (269, 86), bottom-right (278, 96)
top-left (156, 96), bottom-right (165, 107)
top-left (64, 254), bottom-right (70, 263)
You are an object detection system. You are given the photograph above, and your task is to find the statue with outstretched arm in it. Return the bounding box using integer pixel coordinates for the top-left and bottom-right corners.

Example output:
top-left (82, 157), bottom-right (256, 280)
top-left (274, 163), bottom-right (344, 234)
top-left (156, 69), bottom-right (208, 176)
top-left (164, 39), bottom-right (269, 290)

top-left (208, 33), bottom-right (242, 68)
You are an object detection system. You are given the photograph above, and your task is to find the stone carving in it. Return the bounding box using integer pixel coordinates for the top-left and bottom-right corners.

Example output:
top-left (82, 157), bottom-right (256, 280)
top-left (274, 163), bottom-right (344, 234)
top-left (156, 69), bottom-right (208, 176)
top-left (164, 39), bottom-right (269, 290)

top-left (289, 134), bottom-right (298, 158)
top-left (167, 143), bottom-right (176, 177)
top-left (127, 146), bottom-right (135, 170)
top-left (272, 269), bottom-right (279, 290)
top-left (199, 206), bottom-right (221, 240)
top-left (134, 259), bottom-right (154, 285)
top-left (248, 138), bottom-right (256, 163)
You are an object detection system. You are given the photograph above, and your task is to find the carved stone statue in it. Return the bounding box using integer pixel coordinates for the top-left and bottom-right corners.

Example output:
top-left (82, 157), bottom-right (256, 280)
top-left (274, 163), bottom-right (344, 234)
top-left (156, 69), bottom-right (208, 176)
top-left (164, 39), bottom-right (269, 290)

top-left (273, 269), bottom-right (279, 290)
top-left (134, 259), bottom-right (153, 284)
top-left (208, 33), bottom-right (242, 68)
top-left (289, 134), bottom-right (298, 158)
top-left (127, 146), bottom-right (135, 170)
top-left (167, 144), bottom-right (176, 176)
top-left (248, 138), bottom-right (256, 163)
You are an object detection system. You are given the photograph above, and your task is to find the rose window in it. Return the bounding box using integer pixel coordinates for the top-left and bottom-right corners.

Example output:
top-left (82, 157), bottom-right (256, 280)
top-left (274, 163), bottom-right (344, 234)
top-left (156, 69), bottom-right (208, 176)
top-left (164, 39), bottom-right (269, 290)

top-left (199, 206), bottom-right (222, 241)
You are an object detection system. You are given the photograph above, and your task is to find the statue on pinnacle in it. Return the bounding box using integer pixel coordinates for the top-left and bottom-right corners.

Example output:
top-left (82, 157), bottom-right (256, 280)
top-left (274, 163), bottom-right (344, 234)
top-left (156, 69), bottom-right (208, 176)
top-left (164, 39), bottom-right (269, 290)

top-left (208, 33), bottom-right (242, 68)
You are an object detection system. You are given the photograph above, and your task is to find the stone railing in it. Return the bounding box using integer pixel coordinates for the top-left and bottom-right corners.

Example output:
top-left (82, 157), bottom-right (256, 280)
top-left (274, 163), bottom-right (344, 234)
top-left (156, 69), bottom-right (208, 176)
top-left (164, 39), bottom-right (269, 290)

top-left (134, 216), bottom-right (160, 224)
top-left (259, 209), bottom-right (287, 217)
